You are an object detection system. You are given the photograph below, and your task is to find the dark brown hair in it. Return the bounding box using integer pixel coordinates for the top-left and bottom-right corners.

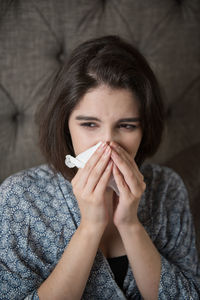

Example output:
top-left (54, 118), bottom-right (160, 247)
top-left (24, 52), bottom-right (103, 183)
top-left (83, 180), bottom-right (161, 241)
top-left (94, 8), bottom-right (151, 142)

top-left (36, 35), bottom-right (164, 180)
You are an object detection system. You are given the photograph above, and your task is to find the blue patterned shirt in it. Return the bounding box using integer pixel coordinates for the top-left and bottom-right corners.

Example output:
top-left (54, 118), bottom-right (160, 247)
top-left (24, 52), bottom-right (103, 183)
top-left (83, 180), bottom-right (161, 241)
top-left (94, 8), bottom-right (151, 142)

top-left (0, 163), bottom-right (199, 299)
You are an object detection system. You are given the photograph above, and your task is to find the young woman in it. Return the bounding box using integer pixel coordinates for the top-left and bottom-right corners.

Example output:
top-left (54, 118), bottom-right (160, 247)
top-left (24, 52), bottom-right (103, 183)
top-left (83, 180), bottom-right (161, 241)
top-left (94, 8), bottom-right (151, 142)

top-left (0, 35), bottom-right (199, 300)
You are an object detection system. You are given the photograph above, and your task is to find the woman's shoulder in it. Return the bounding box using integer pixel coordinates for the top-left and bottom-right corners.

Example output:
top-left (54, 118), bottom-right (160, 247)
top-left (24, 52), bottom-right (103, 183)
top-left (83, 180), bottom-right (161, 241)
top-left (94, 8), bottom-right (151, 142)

top-left (0, 164), bottom-right (73, 208)
top-left (140, 163), bottom-right (188, 211)
top-left (141, 163), bottom-right (185, 188)
top-left (139, 164), bottom-right (191, 241)
top-left (141, 162), bottom-right (178, 178)
top-left (1, 164), bottom-right (52, 183)
top-left (0, 164), bottom-right (55, 193)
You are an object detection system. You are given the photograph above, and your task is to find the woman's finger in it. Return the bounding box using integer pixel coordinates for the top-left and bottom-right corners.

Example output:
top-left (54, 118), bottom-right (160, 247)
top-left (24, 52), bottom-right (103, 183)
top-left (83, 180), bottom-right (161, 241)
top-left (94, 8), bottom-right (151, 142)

top-left (72, 142), bottom-right (107, 187)
top-left (111, 142), bottom-right (144, 181)
top-left (112, 163), bottom-right (130, 195)
top-left (94, 160), bottom-right (113, 195)
top-left (110, 142), bottom-right (132, 165)
top-left (85, 145), bottom-right (112, 193)
top-left (111, 150), bottom-right (145, 197)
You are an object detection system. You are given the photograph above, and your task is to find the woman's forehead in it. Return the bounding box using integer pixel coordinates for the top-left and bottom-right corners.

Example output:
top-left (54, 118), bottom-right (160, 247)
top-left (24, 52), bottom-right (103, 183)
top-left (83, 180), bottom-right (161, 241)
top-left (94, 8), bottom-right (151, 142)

top-left (72, 85), bottom-right (140, 116)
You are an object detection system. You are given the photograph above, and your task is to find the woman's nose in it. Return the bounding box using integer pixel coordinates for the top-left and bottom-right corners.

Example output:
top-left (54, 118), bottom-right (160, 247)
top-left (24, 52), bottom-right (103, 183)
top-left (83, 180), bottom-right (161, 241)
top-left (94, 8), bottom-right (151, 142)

top-left (101, 129), bottom-right (118, 145)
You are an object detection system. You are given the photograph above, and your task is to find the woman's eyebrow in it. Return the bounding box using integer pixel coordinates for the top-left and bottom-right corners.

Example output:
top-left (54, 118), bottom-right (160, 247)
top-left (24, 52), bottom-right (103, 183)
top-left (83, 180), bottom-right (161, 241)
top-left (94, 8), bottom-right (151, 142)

top-left (75, 115), bottom-right (101, 121)
top-left (75, 115), bottom-right (140, 122)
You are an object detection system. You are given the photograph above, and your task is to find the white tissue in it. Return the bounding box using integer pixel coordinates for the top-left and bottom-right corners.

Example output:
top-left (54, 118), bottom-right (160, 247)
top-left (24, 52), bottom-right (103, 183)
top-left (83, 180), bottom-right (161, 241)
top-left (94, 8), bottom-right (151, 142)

top-left (65, 142), bottom-right (119, 195)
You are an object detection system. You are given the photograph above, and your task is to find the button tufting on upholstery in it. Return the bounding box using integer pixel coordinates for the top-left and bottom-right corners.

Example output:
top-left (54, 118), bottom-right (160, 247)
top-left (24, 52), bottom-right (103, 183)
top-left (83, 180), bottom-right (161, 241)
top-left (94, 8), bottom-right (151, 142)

top-left (58, 52), bottom-right (65, 63)
top-left (12, 112), bottom-right (23, 123)
top-left (176, 0), bottom-right (183, 4)
top-left (165, 107), bottom-right (172, 119)
top-left (101, 0), bottom-right (106, 10)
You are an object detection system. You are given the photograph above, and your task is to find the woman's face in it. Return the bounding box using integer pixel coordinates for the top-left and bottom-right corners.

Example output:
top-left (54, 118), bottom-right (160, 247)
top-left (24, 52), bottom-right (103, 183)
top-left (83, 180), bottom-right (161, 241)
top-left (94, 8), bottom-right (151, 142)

top-left (68, 85), bottom-right (142, 158)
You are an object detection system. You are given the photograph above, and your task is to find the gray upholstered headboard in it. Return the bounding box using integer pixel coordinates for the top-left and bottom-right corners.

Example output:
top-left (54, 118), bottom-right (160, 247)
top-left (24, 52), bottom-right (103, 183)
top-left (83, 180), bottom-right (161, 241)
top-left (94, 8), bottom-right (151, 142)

top-left (0, 0), bottom-right (200, 251)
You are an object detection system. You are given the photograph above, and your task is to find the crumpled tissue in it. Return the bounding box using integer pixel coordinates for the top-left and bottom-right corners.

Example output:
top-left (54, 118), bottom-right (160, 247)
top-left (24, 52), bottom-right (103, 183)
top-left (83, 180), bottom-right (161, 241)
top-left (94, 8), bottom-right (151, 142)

top-left (65, 142), bottom-right (119, 195)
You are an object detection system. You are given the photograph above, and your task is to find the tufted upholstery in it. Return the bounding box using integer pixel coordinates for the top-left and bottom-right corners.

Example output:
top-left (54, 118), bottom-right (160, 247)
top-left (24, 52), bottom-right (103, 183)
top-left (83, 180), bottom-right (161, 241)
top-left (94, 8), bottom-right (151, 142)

top-left (0, 0), bottom-right (200, 251)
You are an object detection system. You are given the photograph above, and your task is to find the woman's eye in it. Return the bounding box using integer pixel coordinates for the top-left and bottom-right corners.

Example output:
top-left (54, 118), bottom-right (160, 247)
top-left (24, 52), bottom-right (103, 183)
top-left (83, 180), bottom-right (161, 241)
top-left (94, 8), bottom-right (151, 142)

top-left (119, 124), bottom-right (137, 130)
top-left (79, 123), bottom-right (138, 130)
top-left (80, 122), bottom-right (97, 128)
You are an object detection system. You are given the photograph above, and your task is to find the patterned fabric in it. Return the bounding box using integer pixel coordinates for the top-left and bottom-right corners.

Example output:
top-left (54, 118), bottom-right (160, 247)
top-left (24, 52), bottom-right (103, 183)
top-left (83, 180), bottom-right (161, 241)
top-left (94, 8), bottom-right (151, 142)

top-left (0, 163), bottom-right (199, 299)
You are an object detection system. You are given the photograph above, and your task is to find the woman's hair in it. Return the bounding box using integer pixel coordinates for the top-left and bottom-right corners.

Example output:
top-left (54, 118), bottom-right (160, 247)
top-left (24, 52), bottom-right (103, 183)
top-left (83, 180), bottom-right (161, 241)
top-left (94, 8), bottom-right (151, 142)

top-left (36, 35), bottom-right (164, 180)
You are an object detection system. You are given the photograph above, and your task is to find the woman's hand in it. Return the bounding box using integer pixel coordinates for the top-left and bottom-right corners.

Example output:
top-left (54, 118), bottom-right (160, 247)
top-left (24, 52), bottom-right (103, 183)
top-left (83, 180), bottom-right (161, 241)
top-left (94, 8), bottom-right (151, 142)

top-left (71, 142), bottom-right (113, 232)
top-left (110, 142), bottom-right (146, 228)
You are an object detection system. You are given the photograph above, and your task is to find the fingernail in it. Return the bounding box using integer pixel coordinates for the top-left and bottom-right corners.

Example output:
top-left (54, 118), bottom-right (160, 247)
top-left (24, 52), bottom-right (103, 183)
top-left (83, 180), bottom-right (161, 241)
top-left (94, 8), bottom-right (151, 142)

top-left (111, 143), bottom-right (119, 150)
top-left (98, 142), bottom-right (106, 151)
top-left (102, 142), bottom-right (107, 148)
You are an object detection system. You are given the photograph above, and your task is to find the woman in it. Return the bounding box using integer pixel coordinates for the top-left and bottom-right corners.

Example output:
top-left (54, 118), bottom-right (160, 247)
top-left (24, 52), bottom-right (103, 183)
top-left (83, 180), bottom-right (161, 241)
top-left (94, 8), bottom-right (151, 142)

top-left (0, 35), bottom-right (199, 300)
